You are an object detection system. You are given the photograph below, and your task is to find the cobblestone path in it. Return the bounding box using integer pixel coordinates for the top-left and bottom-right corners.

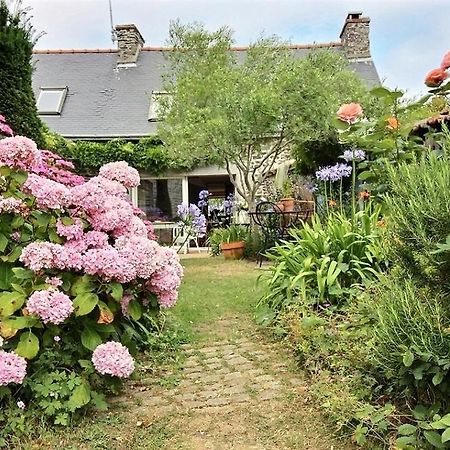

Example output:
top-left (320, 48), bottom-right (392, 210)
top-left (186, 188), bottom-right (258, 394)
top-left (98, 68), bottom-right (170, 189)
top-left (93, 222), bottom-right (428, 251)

top-left (116, 317), bottom-right (350, 450)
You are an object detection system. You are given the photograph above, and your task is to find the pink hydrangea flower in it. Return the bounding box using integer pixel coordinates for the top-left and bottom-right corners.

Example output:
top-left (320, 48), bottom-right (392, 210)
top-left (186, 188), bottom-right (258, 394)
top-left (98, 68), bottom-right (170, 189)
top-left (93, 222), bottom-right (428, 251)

top-left (0, 136), bottom-right (42, 171)
top-left (0, 122), bottom-right (13, 137)
top-left (337, 103), bottom-right (364, 124)
top-left (0, 196), bottom-right (27, 215)
top-left (115, 236), bottom-right (164, 279)
top-left (45, 276), bottom-right (63, 288)
top-left (92, 342), bottom-right (134, 378)
top-left (99, 161), bottom-right (140, 188)
top-left (120, 293), bottom-right (133, 317)
top-left (146, 248), bottom-right (183, 308)
top-left (82, 246), bottom-right (136, 283)
top-left (26, 289), bottom-right (74, 324)
top-left (0, 351), bottom-right (27, 386)
top-left (22, 174), bottom-right (69, 209)
top-left (56, 218), bottom-right (84, 240)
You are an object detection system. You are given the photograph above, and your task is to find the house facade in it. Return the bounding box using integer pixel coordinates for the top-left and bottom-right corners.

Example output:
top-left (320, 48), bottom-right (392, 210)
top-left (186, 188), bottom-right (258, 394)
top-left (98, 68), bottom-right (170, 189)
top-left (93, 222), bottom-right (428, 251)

top-left (32, 12), bottom-right (379, 221)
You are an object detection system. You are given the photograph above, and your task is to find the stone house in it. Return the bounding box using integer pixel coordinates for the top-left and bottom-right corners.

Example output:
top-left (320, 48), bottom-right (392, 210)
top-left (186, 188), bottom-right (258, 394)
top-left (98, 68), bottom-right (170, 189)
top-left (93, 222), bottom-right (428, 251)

top-left (32, 12), bottom-right (379, 221)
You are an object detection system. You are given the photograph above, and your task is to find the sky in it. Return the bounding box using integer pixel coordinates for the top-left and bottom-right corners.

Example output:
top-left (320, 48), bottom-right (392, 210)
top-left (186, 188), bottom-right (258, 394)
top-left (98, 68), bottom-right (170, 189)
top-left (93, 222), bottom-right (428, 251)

top-left (21, 0), bottom-right (450, 97)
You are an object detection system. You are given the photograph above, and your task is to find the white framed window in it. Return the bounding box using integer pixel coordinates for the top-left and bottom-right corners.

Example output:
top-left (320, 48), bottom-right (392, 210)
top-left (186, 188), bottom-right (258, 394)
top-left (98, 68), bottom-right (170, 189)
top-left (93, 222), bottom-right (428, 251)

top-left (148, 91), bottom-right (171, 122)
top-left (37, 87), bottom-right (68, 115)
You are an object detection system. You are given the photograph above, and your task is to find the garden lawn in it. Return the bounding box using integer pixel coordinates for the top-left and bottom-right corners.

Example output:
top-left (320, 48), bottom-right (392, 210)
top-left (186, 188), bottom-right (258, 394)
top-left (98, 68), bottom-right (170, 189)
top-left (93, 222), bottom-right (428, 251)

top-left (17, 258), bottom-right (353, 450)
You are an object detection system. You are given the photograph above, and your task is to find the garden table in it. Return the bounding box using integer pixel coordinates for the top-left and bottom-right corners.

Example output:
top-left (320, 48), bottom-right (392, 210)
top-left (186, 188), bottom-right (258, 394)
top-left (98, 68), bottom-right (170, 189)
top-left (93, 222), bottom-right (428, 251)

top-left (248, 200), bottom-right (315, 266)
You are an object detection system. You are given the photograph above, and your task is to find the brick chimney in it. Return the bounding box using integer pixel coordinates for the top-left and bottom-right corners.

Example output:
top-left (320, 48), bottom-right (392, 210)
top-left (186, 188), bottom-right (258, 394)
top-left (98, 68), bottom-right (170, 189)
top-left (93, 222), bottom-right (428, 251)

top-left (340, 12), bottom-right (371, 60)
top-left (115, 24), bottom-right (145, 65)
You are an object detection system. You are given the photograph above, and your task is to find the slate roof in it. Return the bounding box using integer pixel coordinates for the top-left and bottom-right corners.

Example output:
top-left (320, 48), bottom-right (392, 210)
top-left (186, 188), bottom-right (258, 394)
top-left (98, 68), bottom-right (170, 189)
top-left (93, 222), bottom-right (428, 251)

top-left (31, 44), bottom-right (380, 140)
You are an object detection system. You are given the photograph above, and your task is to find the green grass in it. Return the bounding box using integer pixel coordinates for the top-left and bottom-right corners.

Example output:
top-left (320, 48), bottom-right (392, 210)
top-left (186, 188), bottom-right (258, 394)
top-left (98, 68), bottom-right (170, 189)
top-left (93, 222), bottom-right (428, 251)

top-left (167, 257), bottom-right (263, 341)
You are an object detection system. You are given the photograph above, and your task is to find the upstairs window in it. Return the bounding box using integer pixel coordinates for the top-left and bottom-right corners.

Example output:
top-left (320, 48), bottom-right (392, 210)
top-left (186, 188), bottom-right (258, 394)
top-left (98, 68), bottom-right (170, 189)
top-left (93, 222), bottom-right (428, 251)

top-left (148, 91), bottom-right (170, 122)
top-left (37, 87), bottom-right (68, 115)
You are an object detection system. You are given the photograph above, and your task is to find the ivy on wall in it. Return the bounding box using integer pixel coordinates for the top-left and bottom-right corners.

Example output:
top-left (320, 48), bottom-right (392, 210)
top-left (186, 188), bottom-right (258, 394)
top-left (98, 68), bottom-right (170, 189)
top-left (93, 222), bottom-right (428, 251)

top-left (44, 132), bottom-right (192, 175)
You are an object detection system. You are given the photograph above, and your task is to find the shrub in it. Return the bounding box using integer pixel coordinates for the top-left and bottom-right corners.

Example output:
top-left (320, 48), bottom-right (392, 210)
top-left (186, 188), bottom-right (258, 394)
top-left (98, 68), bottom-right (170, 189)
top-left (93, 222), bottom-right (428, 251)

top-left (373, 278), bottom-right (450, 405)
top-left (0, 122), bottom-right (184, 439)
top-left (0, 1), bottom-right (44, 146)
top-left (384, 143), bottom-right (450, 288)
top-left (259, 205), bottom-right (386, 314)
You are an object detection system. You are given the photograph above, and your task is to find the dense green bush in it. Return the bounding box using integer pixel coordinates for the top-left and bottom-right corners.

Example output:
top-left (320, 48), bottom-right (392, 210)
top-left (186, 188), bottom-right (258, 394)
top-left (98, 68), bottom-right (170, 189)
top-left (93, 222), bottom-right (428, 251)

top-left (374, 278), bottom-right (450, 403)
top-left (45, 134), bottom-right (175, 175)
top-left (0, 1), bottom-right (44, 146)
top-left (384, 143), bottom-right (450, 288)
top-left (259, 205), bottom-right (386, 314)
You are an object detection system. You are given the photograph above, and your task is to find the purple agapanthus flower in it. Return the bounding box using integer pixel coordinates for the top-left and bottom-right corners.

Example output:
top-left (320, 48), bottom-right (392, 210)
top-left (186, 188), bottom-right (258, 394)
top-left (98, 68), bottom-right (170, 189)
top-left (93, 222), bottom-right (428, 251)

top-left (223, 193), bottom-right (234, 213)
top-left (197, 190), bottom-right (210, 208)
top-left (340, 149), bottom-right (366, 162)
top-left (177, 202), bottom-right (207, 237)
top-left (316, 163), bottom-right (352, 182)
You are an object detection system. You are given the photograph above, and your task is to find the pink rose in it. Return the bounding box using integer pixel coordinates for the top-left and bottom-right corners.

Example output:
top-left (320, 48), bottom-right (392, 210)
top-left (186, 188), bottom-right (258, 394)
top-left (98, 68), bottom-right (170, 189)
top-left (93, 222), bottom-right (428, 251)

top-left (337, 103), bottom-right (364, 124)
top-left (441, 51), bottom-right (450, 70)
top-left (425, 68), bottom-right (448, 88)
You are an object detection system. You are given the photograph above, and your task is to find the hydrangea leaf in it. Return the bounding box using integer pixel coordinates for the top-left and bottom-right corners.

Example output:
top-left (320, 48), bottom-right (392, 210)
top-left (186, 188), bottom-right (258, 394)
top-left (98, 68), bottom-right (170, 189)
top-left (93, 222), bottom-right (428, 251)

top-left (73, 293), bottom-right (99, 316)
top-left (15, 331), bottom-right (39, 359)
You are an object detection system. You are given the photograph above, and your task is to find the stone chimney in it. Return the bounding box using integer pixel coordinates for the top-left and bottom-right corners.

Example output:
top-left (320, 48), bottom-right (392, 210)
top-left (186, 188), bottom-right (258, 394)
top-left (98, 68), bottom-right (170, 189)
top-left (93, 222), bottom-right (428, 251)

top-left (115, 24), bottom-right (145, 65)
top-left (340, 12), bottom-right (371, 60)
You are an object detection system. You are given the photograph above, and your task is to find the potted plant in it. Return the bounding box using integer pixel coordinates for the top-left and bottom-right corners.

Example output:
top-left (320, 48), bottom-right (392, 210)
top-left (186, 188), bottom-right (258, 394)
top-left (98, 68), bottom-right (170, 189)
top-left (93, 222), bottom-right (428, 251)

top-left (280, 179), bottom-right (295, 212)
top-left (217, 224), bottom-right (248, 260)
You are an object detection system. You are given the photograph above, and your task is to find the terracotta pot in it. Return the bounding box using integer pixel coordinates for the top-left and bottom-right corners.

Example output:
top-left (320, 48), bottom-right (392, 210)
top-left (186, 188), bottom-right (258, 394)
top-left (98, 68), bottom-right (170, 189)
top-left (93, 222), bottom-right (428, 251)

top-left (280, 197), bottom-right (295, 212)
top-left (221, 241), bottom-right (245, 260)
top-left (275, 202), bottom-right (285, 212)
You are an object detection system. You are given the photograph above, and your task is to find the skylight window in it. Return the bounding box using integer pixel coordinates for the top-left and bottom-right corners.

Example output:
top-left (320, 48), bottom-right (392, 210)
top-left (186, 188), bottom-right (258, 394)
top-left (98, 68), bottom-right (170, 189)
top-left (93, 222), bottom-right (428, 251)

top-left (37, 87), bottom-right (68, 115)
top-left (148, 91), bottom-right (170, 122)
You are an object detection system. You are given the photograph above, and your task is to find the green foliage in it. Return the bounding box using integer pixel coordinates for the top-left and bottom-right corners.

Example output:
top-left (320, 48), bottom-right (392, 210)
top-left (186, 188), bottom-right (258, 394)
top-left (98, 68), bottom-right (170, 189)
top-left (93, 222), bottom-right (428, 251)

top-left (337, 86), bottom-right (442, 196)
top-left (45, 133), bottom-right (177, 175)
top-left (259, 205), bottom-right (385, 314)
top-left (384, 145), bottom-right (450, 287)
top-left (0, 1), bottom-right (44, 146)
top-left (160, 21), bottom-right (368, 209)
top-left (373, 279), bottom-right (450, 405)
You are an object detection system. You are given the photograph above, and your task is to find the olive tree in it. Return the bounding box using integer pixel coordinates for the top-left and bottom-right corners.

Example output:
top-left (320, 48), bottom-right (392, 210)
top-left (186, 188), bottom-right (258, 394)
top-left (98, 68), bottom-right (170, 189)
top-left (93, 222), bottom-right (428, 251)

top-left (159, 22), bottom-right (367, 210)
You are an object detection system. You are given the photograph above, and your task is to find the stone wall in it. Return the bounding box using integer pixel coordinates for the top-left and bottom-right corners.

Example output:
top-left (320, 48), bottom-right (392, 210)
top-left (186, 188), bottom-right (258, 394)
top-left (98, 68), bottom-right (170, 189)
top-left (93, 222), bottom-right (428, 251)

top-left (340, 14), bottom-right (371, 60)
top-left (115, 24), bottom-right (145, 65)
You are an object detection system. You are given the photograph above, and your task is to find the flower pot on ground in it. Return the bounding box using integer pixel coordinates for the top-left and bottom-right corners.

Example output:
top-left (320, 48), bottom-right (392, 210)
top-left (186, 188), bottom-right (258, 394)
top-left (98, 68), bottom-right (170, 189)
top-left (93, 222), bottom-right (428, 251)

top-left (207, 224), bottom-right (249, 259)
top-left (221, 240), bottom-right (245, 259)
top-left (280, 197), bottom-right (295, 212)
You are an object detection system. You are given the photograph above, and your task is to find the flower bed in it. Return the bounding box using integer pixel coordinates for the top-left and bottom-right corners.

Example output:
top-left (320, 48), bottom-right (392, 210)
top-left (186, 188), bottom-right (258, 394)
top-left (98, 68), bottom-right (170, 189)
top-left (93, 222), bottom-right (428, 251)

top-left (0, 119), bottom-right (183, 437)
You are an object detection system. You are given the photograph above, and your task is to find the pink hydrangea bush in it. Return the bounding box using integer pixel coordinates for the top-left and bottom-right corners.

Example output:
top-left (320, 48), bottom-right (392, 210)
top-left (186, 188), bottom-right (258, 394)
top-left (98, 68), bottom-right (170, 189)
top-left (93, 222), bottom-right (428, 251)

top-left (0, 120), bottom-right (183, 423)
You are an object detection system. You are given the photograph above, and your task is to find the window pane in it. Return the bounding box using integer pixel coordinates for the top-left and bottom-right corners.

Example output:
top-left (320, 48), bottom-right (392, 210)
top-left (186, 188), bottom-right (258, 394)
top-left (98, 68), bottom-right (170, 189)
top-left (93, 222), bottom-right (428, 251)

top-left (37, 89), bottom-right (67, 114)
top-left (138, 179), bottom-right (182, 221)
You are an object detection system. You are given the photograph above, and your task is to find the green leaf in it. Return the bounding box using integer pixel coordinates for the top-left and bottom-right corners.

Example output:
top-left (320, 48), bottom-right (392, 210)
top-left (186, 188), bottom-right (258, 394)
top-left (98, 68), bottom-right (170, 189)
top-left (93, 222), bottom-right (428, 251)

top-left (0, 291), bottom-right (26, 317)
top-left (128, 300), bottom-right (142, 321)
top-left (71, 275), bottom-right (95, 296)
top-left (424, 431), bottom-right (446, 448)
top-left (0, 233), bottom-right (8, 253)
top-left (442, 428), bottom-right (450, 443)
top-left (395, 435), bottom-right (416, 449)
top-left (398, 424), bottom-right (417, 436)
top-left (80, 327), bottom-right (102, 351)
top-left (11, 267), bottom-right (34, 280)
top-left (73, 293), bottom-right (99, 316)
top-left (2, 316), bottom-right (38, 330)
top-left (109, 282), bottom-right (123, 301)
top-left (403, 350), bottom-right (414, 367)
top-left (432, 371), bottom-right (444, 386)
top-left (0, 263), bottom-right (13, 290)
top-left (78, 359), bottom-right (93, 369)
top-left (68, 382), bottom-right (91, 412)
top-left (15, 331), bottom-right (39, 359)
